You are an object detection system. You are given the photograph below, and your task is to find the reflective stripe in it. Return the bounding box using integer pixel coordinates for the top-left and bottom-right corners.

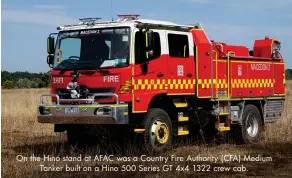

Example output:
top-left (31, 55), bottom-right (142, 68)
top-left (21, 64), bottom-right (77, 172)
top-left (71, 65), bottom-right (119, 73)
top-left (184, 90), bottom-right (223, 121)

top-left (231, 79), bottom-right (274, 88)
top-left (134, 79), bottom-right (196, 90)
top-left (133, 78), bottom-right (275, 90)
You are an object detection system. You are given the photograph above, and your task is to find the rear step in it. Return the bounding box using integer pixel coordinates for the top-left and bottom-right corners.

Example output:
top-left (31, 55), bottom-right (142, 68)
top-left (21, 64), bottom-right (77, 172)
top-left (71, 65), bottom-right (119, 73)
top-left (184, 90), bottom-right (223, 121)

top-left (215, 101), bottom-right (231, 132)
top-left (217, 111), bottom-right (231, 132)
top-left (218, 127), bottom-right (230, 132)
top-left (217, 117), bottom-right (231, 132)
top-left (219, 112), bottom-right (229, 116)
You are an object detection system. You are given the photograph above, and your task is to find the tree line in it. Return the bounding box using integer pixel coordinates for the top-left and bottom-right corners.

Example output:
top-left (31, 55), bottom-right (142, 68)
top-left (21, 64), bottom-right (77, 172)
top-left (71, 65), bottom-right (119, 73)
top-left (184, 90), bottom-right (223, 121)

top-left (1, 69), bottom-right (292, 89)
top-left (286, 69), bottom-right (292, 80)
top-left (2, 71), bottom-right (50, 89)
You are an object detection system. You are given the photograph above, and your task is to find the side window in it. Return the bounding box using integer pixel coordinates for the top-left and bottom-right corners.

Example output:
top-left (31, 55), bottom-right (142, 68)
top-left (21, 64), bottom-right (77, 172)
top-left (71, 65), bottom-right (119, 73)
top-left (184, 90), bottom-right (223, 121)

top-left (168, 34), bottom-right (189, 58)
top-left (135, 31), bottom-right (161, 64)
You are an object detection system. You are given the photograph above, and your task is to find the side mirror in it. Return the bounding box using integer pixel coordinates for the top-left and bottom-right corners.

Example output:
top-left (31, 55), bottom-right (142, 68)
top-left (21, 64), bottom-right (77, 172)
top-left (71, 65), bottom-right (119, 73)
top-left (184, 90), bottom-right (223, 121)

top-left (47, 37), bottom-right (55, 54)
top-left (144, 30), bottom-right (155, 61)
top-left (47, 55), bottom-right (54, 68)
top-left (146, 50), bottom-right (155, 61)
top-left (145, 30), bottom-right (154, 50)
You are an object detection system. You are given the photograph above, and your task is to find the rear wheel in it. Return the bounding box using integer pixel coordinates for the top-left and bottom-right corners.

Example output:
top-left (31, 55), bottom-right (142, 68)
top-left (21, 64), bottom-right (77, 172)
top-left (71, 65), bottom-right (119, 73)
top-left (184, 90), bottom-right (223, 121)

top-left (143, 108), bottom-right (172, 153)
top-left (234, 104), bottom-right (263, 144)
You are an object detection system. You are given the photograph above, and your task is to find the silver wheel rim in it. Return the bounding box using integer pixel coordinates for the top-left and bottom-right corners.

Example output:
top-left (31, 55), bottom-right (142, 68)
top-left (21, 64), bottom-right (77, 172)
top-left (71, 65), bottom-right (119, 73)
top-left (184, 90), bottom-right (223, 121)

top-left (246, 114), bottom-right (259, 137)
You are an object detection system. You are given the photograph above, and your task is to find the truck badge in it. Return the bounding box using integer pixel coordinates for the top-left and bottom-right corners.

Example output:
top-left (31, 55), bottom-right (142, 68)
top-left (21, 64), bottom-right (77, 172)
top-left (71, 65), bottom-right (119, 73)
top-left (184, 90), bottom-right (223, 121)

top-left (238, 65), bottom-right (242, 76)
top-left (177, 65), bottom-right (184, 76)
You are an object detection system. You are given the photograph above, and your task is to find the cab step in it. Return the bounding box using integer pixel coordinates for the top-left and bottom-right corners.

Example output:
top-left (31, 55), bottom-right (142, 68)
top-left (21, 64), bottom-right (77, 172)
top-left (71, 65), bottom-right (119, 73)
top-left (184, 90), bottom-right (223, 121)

top-left (178, 117), bottom-right (189, 122)
top-left (177, 125), bottom-right (189, 136)
top-left (178, 130), bottom-right (189, 135)
top-left (218, 127), bottom-right (230, 132)
top-left (134, 129), bottom-right (145, 133)
top-left (174, 103), bottom-right (188, 108)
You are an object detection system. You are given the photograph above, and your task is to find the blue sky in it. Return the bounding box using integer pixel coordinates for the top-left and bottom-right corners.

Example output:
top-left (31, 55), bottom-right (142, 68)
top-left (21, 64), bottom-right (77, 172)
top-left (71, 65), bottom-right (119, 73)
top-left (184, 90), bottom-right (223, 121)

top-left (2, 0), bottom-right (292, 72)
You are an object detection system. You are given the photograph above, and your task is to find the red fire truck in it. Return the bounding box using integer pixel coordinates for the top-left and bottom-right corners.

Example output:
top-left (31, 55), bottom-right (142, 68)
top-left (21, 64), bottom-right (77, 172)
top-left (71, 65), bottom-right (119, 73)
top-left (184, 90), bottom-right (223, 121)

top-left (38, 15), bottom-right (285, 153)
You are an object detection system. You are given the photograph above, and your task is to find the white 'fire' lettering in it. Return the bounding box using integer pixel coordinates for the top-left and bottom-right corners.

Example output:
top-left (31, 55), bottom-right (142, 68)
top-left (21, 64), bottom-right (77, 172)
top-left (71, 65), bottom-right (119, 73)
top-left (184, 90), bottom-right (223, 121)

top-left (103, 76), bottom-right (119, 82)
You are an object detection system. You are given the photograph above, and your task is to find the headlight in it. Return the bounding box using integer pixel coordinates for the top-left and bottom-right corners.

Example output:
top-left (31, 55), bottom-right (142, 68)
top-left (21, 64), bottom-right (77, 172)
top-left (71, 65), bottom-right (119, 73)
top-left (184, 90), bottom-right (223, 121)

top-left (39, 107), bottom-right (51, 115)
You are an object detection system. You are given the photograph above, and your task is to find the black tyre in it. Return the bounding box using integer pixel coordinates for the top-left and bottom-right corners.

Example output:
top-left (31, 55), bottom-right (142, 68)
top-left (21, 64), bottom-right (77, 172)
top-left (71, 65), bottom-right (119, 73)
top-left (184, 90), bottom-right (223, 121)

top-left (234, 104), bottom-right (263, 144)
top-left (142, 108), bottom-right (172, 153)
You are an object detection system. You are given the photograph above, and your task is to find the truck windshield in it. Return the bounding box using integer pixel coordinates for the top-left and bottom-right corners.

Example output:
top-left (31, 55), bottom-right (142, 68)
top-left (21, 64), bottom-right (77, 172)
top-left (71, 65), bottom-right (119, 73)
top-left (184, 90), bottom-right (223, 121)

top-left (53, 27), bottom-right (130, 70)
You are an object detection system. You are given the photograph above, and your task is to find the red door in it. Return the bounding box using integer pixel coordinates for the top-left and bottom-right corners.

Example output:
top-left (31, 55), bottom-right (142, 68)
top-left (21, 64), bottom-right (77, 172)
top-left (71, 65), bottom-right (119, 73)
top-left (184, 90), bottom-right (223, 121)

top-left (166, 31), bottom-right (195, 95)
top-left (132, 30), bottom-right (167, 112)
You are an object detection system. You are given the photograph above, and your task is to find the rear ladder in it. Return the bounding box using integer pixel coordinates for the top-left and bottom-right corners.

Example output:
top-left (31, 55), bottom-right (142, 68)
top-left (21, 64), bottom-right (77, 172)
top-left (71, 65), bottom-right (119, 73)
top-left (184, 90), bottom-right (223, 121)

top-left (216, 100), bottom-right (231, 132)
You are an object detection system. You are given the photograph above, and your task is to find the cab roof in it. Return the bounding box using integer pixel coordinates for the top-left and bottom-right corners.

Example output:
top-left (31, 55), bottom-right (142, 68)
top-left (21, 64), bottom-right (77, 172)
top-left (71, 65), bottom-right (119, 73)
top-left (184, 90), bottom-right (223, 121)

top-left (57, 17), bottom-right (201, 31)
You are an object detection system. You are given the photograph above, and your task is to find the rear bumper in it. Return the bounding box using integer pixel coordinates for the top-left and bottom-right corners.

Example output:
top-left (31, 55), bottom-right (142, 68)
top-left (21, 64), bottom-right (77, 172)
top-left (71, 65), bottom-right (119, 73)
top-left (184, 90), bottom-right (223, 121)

top-left (37, 93), bottom-right (129, 124)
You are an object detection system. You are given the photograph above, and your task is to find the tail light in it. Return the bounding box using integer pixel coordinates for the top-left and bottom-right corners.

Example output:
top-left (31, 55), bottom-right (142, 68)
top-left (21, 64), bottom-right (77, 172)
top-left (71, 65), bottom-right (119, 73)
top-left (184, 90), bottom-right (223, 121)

top-left (118, 78), bottom-right (132, 94)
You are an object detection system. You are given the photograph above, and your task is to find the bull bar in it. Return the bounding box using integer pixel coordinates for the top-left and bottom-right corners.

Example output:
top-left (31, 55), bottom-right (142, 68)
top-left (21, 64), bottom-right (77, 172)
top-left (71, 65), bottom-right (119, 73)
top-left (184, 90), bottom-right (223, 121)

top-left (37, 93), bottom-right (129, 124)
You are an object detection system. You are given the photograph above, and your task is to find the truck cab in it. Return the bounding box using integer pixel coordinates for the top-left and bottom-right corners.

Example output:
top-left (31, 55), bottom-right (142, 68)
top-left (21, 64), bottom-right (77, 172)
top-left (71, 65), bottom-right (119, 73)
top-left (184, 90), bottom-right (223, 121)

top-left (40, 16), bottom-right (196, 152)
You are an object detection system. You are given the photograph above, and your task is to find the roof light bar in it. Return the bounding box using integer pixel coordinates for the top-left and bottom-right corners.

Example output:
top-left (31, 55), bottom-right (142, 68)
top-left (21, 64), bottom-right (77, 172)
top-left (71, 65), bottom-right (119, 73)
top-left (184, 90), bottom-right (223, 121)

top-left (117, 14), bottom-right (140, 21)
top-left (79, 17), bottom-right (102, 25)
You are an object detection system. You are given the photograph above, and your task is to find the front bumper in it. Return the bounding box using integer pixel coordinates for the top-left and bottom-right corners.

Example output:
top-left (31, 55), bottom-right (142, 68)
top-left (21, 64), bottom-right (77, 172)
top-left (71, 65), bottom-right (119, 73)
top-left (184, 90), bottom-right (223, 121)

top-left (37, 93), bottom-right (129, 124)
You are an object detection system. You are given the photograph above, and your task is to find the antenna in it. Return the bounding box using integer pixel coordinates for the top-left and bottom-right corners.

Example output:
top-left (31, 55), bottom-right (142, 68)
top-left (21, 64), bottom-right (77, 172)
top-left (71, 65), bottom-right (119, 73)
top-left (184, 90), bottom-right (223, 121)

top-left (110, 0), bottom-right (113, 21)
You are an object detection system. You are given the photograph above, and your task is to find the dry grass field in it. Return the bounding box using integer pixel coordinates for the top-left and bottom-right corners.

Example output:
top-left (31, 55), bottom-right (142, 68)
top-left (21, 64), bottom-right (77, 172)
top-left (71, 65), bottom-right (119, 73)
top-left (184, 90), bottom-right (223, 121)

top-left (2, 82), bottom-right (292, 178)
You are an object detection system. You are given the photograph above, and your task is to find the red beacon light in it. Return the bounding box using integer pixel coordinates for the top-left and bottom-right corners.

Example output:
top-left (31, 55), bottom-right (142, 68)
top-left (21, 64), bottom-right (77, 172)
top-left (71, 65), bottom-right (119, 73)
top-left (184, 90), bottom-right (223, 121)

top-left (117, 14), bottom-right (140, 21)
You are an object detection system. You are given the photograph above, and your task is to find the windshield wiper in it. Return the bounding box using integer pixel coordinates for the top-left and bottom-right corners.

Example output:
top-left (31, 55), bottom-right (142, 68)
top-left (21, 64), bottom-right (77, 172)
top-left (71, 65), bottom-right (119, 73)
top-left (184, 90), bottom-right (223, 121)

top-left (74, 62), bottom-right (110, 74)
top-left (57, 67), bottom-right (109, 75)
top-left (54, 60), bottom-right (110, 75)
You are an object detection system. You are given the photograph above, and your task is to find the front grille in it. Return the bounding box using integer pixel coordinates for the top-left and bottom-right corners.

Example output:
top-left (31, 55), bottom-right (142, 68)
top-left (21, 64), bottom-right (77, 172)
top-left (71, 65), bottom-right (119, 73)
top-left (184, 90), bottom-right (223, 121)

top-left (56, 88), bottom-right (115, 100)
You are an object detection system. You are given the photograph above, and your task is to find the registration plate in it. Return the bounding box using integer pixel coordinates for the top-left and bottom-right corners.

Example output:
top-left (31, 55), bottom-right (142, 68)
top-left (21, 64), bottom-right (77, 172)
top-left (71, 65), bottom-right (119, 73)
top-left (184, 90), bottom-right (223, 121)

top-left (64, 107), bottom-right (79, 114)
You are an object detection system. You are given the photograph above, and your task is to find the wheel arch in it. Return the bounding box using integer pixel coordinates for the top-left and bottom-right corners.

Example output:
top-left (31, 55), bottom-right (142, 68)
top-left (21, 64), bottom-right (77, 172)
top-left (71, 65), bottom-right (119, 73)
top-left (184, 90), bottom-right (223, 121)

top-left (148, 94), bottom-right (177, 122)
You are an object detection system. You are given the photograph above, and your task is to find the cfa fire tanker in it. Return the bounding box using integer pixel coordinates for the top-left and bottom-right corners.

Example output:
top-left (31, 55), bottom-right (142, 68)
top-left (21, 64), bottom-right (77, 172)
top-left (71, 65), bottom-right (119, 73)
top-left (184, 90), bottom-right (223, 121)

top-left (38, 15), bottom-right (286, 153)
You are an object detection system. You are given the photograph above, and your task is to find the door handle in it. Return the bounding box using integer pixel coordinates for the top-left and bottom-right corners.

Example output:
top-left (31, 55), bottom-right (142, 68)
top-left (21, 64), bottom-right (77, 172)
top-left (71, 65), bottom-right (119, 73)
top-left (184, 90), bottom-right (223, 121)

top-left (157, 73), bottom-right (164, 77)
top-left (187, 73), bottom-right (192, 77)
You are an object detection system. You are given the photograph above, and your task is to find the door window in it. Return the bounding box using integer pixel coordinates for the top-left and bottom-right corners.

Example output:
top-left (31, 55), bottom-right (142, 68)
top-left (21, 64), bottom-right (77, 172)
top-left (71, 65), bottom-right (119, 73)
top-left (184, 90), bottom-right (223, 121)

top-left (135, 31), bottom-right (161, 63)
top-left (168, 34), bottom-right (189, 58)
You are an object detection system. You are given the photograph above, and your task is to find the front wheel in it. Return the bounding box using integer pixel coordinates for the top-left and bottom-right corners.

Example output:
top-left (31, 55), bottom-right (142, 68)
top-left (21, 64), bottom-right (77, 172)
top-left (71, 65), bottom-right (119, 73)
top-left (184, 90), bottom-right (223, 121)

top-left (142, 108), bottom-right (173, 153)
top-left (234, 104), bottom-right (263, 144)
